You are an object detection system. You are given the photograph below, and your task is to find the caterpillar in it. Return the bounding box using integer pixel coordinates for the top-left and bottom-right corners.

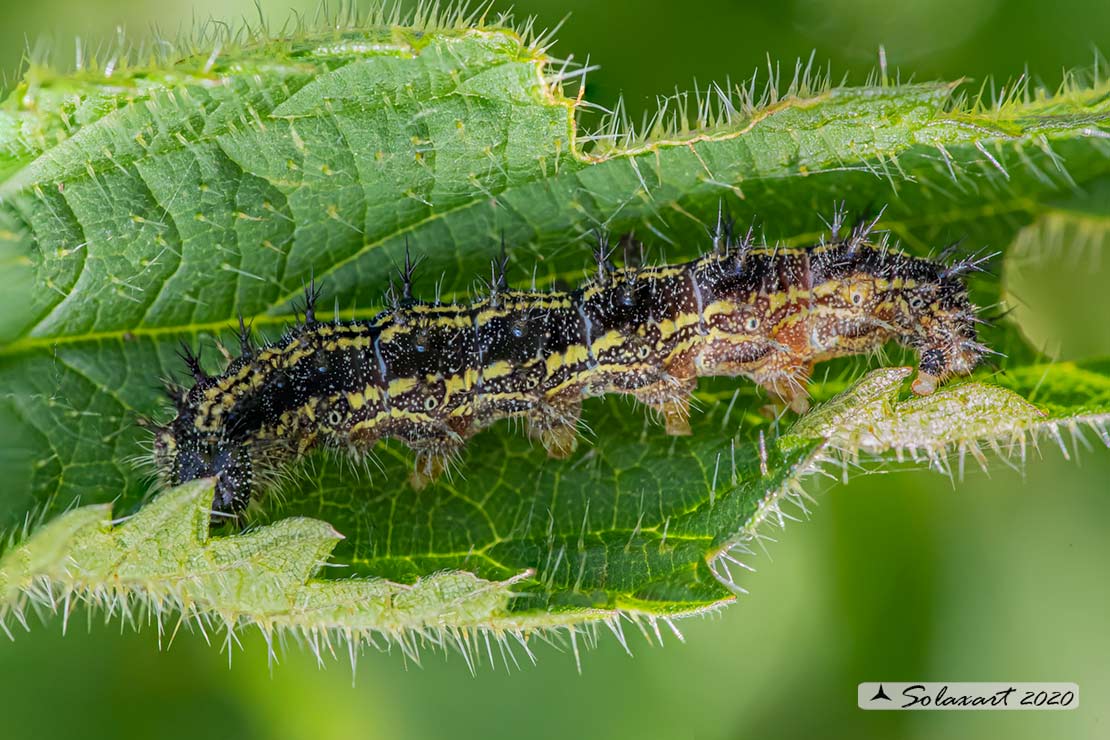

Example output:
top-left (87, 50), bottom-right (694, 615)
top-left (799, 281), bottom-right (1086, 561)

top-left (152, 211), bottom-right (991, 516)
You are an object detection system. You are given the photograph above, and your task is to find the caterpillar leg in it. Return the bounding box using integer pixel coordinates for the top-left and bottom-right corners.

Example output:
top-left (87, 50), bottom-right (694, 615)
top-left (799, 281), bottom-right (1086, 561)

top-left (632, 374), bottom-right (697, 436)
top-left (406, 429), bottom-right (464, 490)
top-left (756, 360), bottom-right (813, 415)
top-left (911, 371), bottom-right (940, 396)
top-left (528, 396), bottom-right (582, 459)
top-left (661, 398), bottom-right (693, 436)
top-left (410, 450), bottom-right (451, 490)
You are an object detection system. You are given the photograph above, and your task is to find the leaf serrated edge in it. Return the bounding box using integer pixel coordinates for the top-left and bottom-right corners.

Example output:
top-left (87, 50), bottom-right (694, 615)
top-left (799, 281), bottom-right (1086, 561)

top-left (707, 367), bottom-right (1110, 592)
top-left (0, 478), bottom-right (730, 671)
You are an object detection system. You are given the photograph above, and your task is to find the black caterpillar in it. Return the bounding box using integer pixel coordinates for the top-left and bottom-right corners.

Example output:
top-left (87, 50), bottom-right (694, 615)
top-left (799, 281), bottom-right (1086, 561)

top-left (152, 213), bottom-right (990, 515)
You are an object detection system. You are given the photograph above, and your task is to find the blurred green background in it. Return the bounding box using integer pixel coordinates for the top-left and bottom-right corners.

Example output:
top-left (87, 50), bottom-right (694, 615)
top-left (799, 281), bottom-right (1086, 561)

top-left (1, 1), bottom-right (1108, 739)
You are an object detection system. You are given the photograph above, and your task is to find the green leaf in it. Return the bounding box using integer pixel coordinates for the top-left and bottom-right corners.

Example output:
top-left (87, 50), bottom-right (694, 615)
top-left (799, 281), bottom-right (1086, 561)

top-left (1, 12), bottom-right (1109, 650)
top-left (0, 479), bottom-right (534, 661)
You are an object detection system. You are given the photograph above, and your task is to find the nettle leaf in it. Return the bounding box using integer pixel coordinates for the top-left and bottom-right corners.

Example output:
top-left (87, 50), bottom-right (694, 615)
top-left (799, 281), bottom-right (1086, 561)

top-left (1, 10), bottom-right (1109, 661)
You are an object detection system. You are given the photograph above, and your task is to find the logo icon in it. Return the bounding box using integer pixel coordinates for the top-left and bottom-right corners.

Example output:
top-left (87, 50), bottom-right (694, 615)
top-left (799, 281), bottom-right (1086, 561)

top-left (870, 685), bottom-right (892, 702)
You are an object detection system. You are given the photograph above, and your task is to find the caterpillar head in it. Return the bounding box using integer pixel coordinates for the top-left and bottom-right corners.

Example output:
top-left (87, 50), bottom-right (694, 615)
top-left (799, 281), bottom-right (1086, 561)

top-left (900, 278), bottom-right (985, 394)
top-left (153, 423), bottom-right (254, 517)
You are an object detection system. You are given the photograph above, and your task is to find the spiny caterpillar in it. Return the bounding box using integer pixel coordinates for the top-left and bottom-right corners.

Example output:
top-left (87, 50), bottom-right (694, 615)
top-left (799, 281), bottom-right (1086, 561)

top-left (152, 210), bottom-right (991, 516)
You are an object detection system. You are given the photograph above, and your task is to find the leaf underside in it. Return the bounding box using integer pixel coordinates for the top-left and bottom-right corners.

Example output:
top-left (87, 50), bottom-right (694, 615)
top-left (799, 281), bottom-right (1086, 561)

top-left (1, 11), bottom-right (1109, 651)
